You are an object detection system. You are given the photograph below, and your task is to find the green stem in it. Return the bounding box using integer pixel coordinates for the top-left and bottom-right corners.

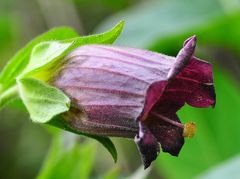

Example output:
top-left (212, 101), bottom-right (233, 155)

top-left (0, 85), bottom-right (19, 109)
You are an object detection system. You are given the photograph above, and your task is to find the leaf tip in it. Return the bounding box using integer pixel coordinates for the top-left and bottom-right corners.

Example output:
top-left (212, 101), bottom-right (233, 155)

top-left (118, 20), bottom-right (125, 28)
top-left (113, 20), bottom-right (125, 34)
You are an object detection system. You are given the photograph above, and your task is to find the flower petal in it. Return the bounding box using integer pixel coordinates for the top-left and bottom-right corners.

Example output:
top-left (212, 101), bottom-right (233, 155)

top-left (63, 108), bottom-right (138, 138)
top-left (52, 45), bottom-right (175, 133)
top-left (145, 113), bottom-right (184, 156)
top-left (164, 57), bottom-right (216, 108)
top-left (139, 36), bottom-right (197, 121)
top-left (167, 35), bottom-right (196, 80)
top-left (134, 122), bottom-right (160, 169)
top-left (183, 57), bottom-right (216, 107)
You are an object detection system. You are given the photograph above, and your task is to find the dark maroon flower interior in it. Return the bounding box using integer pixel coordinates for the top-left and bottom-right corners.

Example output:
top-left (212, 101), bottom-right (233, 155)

top-left (132, 36), bottom-right (214, 168)
top-left (142, 57), bottom-right (215, 163)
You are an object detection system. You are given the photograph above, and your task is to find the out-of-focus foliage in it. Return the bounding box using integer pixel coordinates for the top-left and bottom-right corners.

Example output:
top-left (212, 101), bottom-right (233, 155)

top-left (73, 0), bottom-right (138, 33)
top-left (37, 133), bottom-right (96, 179)
top-left (37, 132), bottom-right (151, 179)
top-left (97, 0), bottom-right (240, 78)
top-left (196, 154), bottom-right (240, 179)
top-left (97, 0), bottom-right (240, 51)
top-left (0, 108), bottom-right (51, 179)
top-left (0, 0), bottom-right (240, 179)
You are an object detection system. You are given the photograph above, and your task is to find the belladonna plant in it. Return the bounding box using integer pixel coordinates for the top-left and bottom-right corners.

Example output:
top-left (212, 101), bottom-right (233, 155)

top-left (0, 21), bottom-right (215, 168)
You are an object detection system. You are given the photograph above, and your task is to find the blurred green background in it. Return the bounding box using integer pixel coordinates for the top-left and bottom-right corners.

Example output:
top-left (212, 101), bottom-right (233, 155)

top-left (0, 0), bottom-right (240, 178)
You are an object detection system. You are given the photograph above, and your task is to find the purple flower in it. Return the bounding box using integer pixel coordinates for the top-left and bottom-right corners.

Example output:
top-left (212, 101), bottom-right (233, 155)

top-left (51, 36), bottom-right (215, 168)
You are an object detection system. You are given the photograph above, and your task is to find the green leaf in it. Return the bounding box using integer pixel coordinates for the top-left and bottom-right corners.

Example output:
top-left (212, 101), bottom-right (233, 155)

top-left (0, 21), bottom-right (124, 109)
top-left (21, 41), bottom-right (73, 81)
top-left (21, 20), bottom-right (124, 81)
top-left (0, 27), bottom-right (79, 89)
top-left (17, 77), bottom-right (70, 123)
top-left (0, 20), bottom-right (124, 87)
top-left (0, 21), bottom-right (124, 162)
top-left (37, 133), bottom-right (96, 179)
top-left (64, 20), bottom-right (124, 47)
top-left (92, 135), bottom-right (118, 163)
top-left (24, 41), bottom-right (72, 75)
top-left (196, 155), bottom-right (240, 179)
top-left (48, 116), bottom-right (118, 163)
top-left (102, 167), bottom-right (121, 179)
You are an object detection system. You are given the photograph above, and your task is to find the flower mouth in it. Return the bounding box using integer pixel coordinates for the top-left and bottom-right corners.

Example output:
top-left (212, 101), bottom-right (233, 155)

top-left (135, 110), bottom-right (196, 169)
top-left (151, 112), bottom-right (184, 128)
top-left (151, 112), bottom-right (196, 138)
top-left (134, 35), bottom-right (215, 168)
top-left (137, 35), bottom-right (198, 123)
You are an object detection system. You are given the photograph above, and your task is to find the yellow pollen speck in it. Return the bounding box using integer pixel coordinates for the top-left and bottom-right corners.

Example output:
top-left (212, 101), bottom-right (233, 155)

top-left (183, 122), bottom-right (196, 138)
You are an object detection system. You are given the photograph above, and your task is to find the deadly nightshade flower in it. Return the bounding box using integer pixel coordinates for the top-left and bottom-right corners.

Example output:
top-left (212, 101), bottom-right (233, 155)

top-left (50, 35), bottom-right (216, 168)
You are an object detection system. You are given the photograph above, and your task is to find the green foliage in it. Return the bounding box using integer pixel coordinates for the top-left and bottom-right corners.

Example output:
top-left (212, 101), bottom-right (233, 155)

top-left (22, 41), bottom-right (73, 79)
top-left (37, 132), bottom-right (149, 179)
top-left (48, 116), bottom-right (118, 163)
top-left (196, 154), bottom-right (240, 179)
top-left (0, 15), bottom-right (12, 45)
top-left (96, 0), bottom-right (240, 55)
top-left (125, 166), bottom-right (151, 179)
top-left (17, 78), bottom-right (70, 123)
top-left (102, 167), bottom-right (121, 179)
top-left (0, 27), bottom-right (78, 109)
top-left (0, 27), bottom-right (79, 90)
top-left (93, 136), bottom-right (118, 163)
top-left (37, 133), bottom-right (96, 179)
top-left (0, 20), bottom-right (124, 110)
top-left (0, 21), bottom-right (124, 163)
top-left (63, 20), bottom-right (124, 47)
top-left (0, 20), bottom-right (124, 92)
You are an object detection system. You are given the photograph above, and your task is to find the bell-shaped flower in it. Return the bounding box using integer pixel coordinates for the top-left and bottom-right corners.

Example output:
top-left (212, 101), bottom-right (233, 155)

top-left (51, 36), bottom-right (215, 168)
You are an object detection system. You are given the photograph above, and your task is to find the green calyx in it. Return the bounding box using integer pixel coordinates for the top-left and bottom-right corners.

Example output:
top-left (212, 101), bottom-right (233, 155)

top-left (0, 21), bottom-right (124, 162)
top-left (0, 20), bottom-right (124, 114)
